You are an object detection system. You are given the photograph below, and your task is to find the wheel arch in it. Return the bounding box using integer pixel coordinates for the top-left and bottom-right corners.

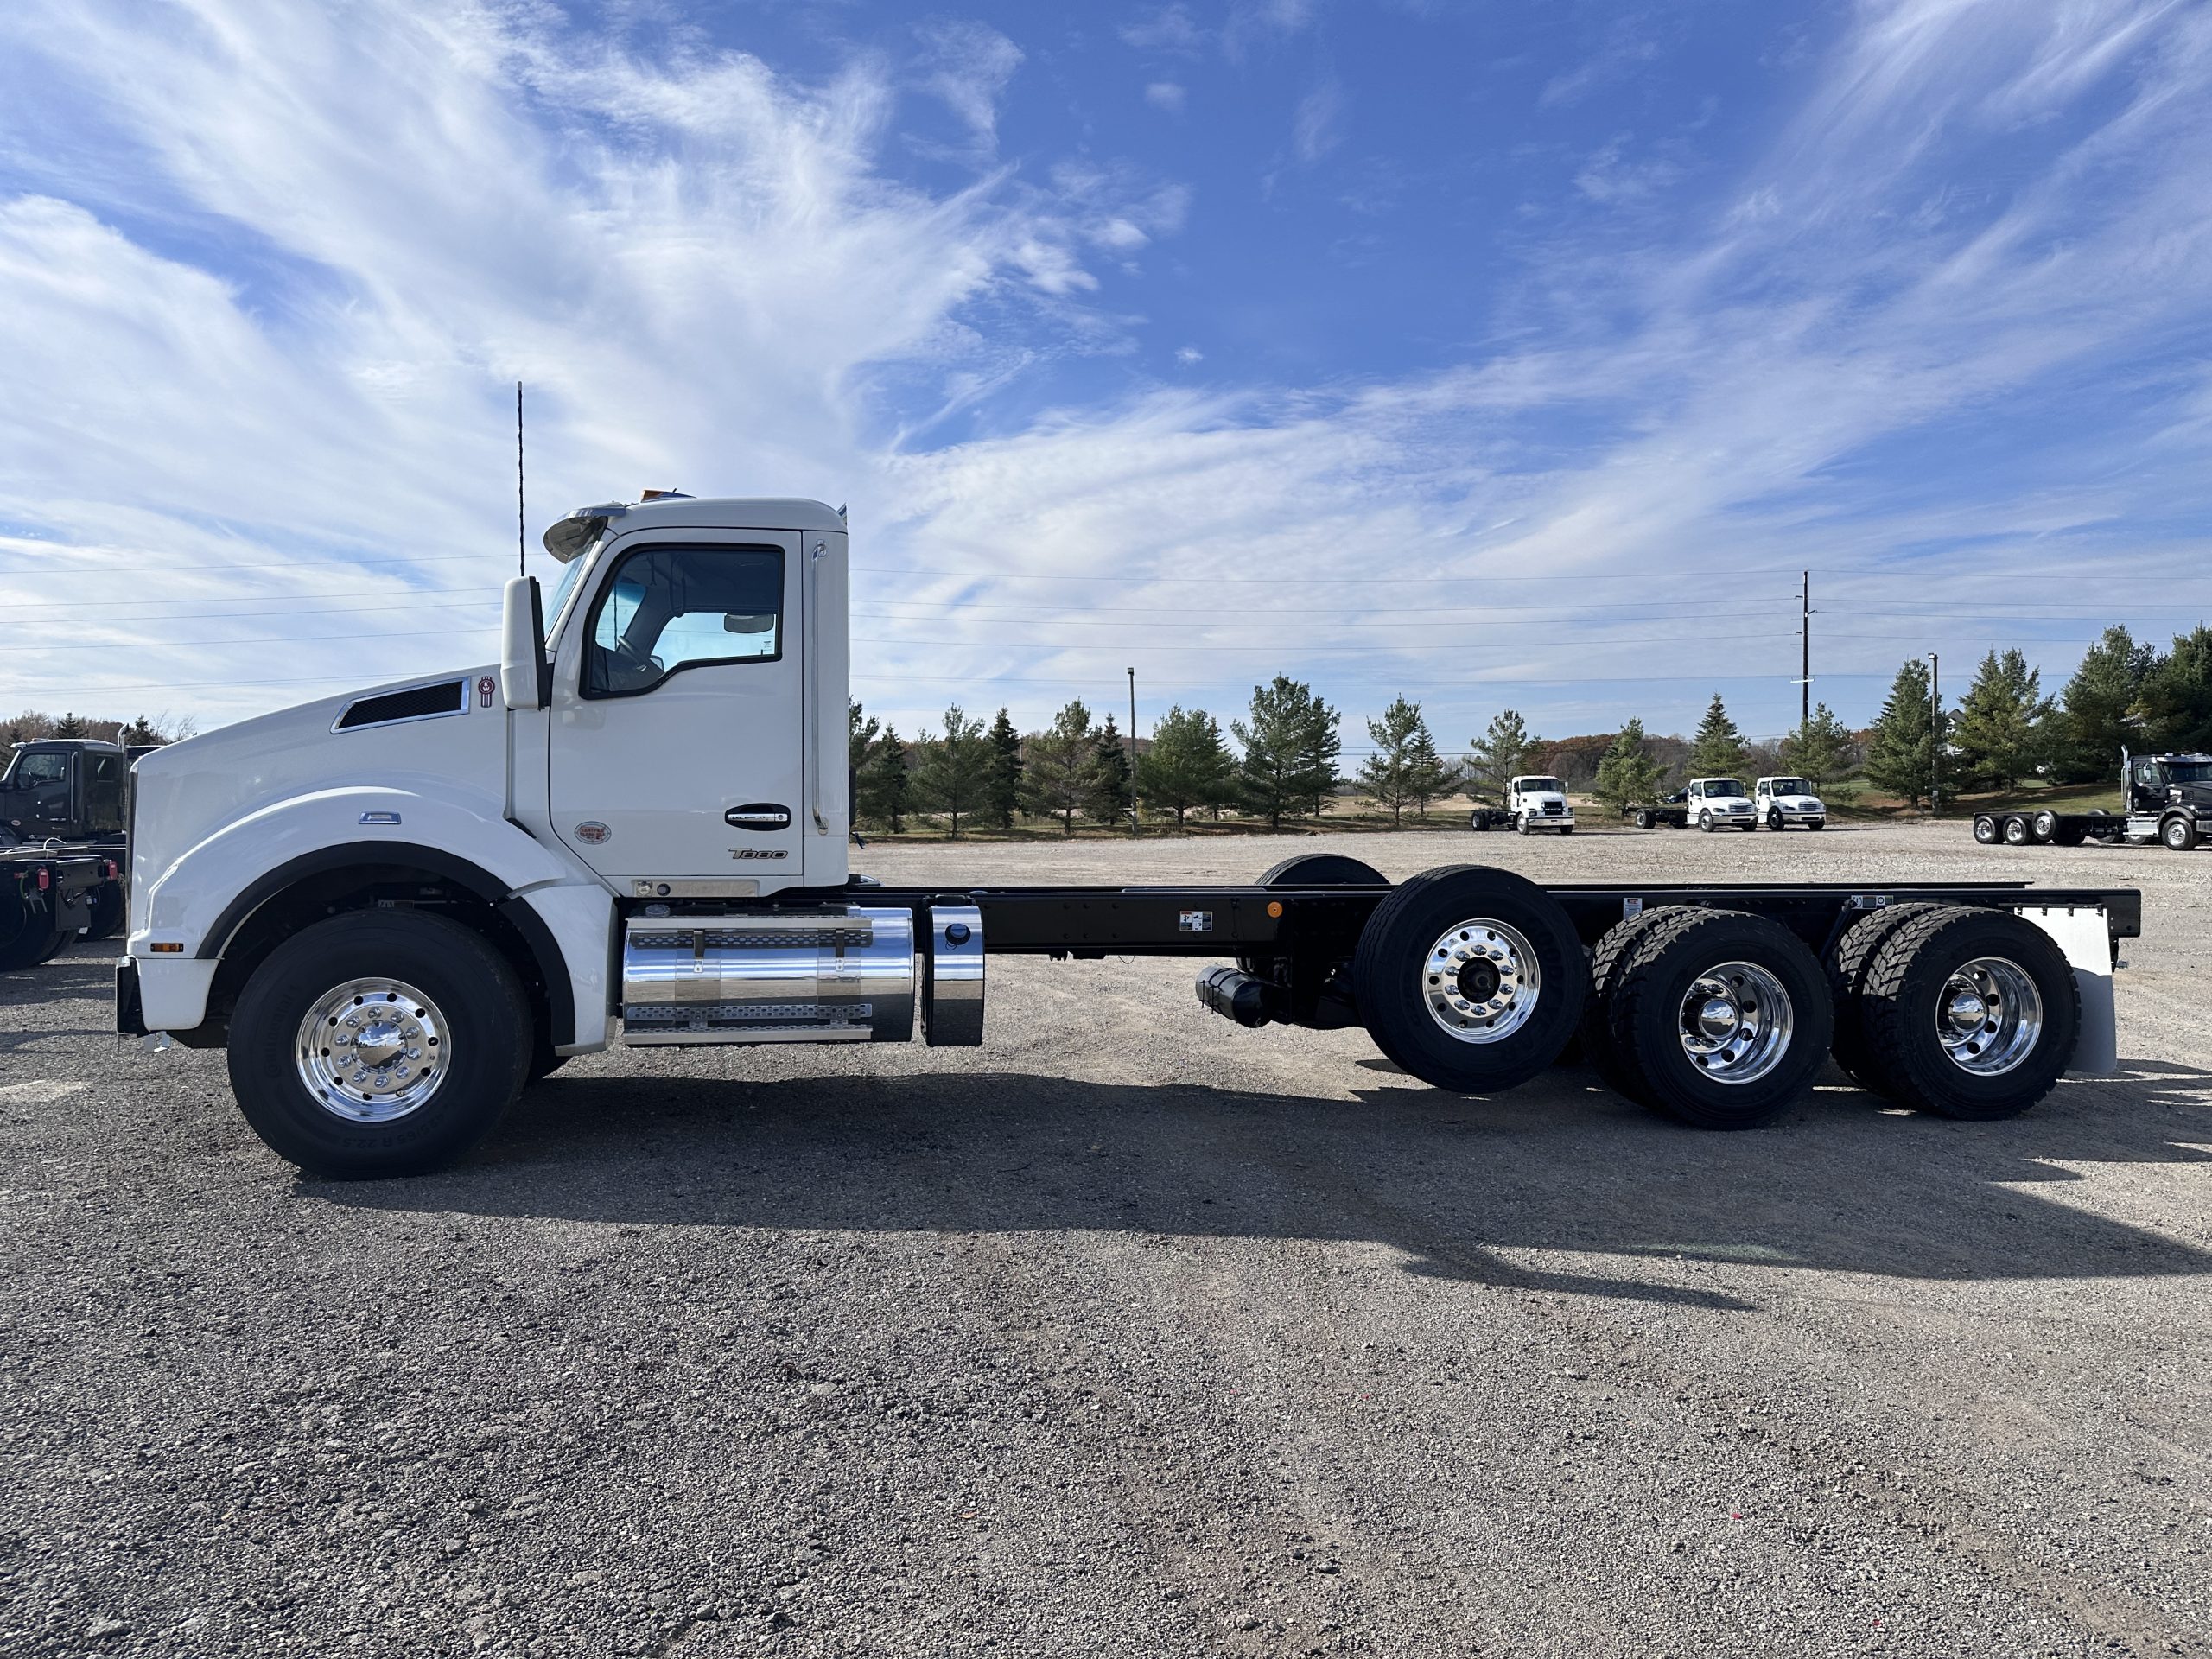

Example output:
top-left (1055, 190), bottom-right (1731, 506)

top-left (194, 842), bottom-right (576, 1051)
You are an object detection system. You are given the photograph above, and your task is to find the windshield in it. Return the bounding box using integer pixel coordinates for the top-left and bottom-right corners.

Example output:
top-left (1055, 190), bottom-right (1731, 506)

top-left (545, 543), bottom-right (597, 640)
top-left (1516, 777), bottom-right (1566, 793)
top-left (2166, 760), bottom-right (2212, 785)
top-left (1701, 779), bottom-right (1747, 798)
top-left (1768, 778), bottom-right (1814, 795)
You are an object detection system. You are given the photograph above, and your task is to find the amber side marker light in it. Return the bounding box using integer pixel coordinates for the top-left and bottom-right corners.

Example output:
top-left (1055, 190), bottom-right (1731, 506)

top-left (1267, 900), bottom-right (1284, 918)
top-left (149, 942), bottom-right (184, 954)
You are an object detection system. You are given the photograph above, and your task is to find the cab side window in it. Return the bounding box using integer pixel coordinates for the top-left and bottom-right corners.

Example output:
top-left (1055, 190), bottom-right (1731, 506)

top-left (10, 753), bottom-right (67, 787)
top-left (582, 544), bottom-right (784, 699)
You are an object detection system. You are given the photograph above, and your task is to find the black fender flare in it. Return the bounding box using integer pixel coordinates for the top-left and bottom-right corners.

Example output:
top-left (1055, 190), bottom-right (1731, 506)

top-left (195, 840), bottom-right (576, 1047)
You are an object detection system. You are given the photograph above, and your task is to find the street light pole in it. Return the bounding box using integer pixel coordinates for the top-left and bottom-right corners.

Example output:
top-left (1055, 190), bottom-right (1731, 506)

top-left (1927, 652), bottom-right (1941, 818)
top-left (1127, 666), bottom-right (1139, 836)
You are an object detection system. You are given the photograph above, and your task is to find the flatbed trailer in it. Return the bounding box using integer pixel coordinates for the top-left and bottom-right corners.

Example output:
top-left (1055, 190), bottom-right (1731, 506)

top-left (2, 841), bottom-right (121, 969)
top-left (117, 493), bottom-right (2149, 1179)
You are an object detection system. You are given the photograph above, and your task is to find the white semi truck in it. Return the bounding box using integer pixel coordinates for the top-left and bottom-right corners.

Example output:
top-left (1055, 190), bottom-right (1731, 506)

top-left (118, 494), bottom-right (2139, 1178)
top-left (1466, 776), bottom-right (1574, 835)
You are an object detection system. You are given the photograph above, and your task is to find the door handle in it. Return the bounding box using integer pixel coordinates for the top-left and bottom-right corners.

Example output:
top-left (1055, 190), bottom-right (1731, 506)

top-left (726, 804), bottom-right (792, 831)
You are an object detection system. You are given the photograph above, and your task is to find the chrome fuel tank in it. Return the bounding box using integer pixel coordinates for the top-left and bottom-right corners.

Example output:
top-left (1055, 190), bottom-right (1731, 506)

top-left (620, 906), bottom-right (914, 1045)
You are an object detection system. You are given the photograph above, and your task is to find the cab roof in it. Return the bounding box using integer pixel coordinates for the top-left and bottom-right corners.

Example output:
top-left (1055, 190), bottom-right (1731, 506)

top-left (543, 495), bottom-right (845, 560)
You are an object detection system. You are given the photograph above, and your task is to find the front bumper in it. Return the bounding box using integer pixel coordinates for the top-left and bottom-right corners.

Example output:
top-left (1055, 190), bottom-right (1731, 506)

top-left (1770, 808), bottom-right (1825, 824)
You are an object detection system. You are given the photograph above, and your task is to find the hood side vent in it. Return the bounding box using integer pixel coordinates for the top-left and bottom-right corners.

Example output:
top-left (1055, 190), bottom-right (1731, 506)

top-left (334, 679), bottom-right (467, 732)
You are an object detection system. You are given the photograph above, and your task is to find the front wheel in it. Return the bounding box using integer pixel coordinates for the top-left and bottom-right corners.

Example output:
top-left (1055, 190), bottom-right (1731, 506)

top-left (1698, 812), bottom-right (1713, 833)
top-left (1767, 809), bottom-right (1783, 831)
top-left (226, 910), bottom-right (532, 1178)
top-left (1352, 865), bottom-right (1587, 1096)
top-left (2164, 815), bottom-right (2199, 852)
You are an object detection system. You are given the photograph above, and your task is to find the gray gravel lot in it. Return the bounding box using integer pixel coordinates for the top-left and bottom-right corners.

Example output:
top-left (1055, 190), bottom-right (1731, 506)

top-left (2, 823), bottom-right (2208, 1657)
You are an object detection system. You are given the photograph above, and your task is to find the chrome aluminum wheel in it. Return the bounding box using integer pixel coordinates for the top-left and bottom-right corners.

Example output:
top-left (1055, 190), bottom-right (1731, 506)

top-left (1675, 961), bottom-right (1793, 1084)
top-left (1422, 919), bottom-right (1540, 1044)
top-left (296, 977), bottom-right (449, 1122)
top-left (1936, 956), bottom-right (2042, 1077)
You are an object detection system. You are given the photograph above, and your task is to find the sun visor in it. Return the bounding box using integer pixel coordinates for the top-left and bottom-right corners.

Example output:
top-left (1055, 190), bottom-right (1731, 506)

top-left (543, 502), bottom-right (628, 563)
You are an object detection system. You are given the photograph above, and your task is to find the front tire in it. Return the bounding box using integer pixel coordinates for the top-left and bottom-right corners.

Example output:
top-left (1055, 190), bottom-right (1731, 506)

top-left (1353, 866), bottom-right (1587, 1096)
top-left (227, 910), bottom-right (531, 1178)
top-left (1767, 809), bottom-right (1783, 831)
top-left (2163, 815), bottom-right (2199, 852)
top-left (1698, 811), bottom-right (1713, 833)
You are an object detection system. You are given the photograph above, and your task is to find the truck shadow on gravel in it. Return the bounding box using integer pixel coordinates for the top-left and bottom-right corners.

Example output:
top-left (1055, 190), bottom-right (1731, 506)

top-left (324, 1061), bottom-right (2212, 1309)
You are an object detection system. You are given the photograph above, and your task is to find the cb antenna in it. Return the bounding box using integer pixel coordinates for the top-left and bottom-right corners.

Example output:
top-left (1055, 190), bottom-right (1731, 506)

top-left (516, 381), bottom-right (526, 578)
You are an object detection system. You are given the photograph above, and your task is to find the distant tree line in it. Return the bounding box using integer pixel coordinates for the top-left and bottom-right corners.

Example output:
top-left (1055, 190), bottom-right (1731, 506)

top-left (2, 709), bottom-right (193, 761)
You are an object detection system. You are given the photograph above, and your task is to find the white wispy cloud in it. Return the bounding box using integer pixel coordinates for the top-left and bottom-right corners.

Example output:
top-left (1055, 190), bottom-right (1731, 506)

top-left (1, 0), bottom-right (2209, 748)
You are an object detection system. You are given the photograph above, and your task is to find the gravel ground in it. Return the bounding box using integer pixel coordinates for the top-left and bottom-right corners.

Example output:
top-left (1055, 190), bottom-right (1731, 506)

top-left (2, 823), bottom-right (2208, 1657)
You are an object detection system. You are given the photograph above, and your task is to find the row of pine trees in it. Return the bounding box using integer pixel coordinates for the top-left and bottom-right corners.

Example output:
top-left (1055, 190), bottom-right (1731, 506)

top-left (851, 623), bottom-right (2212, 836)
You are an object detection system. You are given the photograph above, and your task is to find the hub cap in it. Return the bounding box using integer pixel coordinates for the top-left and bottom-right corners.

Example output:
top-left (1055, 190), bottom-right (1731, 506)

top-left (1675, 962), bottom-right (1793, 1084)
top-left (296, 977), bottom-right (448, 1122)
top-left (1423, 919), bottom-right (1540, 1044)
top-left (1936, 957), bottom-right (2042, 1077)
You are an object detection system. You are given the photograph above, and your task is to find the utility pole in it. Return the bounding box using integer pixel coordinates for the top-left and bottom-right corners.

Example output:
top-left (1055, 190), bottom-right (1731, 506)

top-left (516, 382), bottom-right (526, 579)
top-left (1126, 666), bottom-right (1140, 836)
top-left (1799, 570), bottom-right (1811, 733)
top-left (1927, 652), bottom-right (1941, 818)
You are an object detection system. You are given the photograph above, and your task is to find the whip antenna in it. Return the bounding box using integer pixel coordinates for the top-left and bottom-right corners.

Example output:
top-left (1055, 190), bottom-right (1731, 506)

top-left (516, 381), bottom-right (526, 578)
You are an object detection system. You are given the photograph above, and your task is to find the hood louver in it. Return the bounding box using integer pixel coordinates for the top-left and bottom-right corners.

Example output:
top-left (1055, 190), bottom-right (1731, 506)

top-left (334, 679), bottom-right (467, 732)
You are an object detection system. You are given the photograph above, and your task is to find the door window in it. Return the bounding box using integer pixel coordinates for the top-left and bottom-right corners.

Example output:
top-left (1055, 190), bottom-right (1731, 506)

top-left (8, 753), bottom-right (66, 786)
top-left (582, 544), bottom-right (784, 698)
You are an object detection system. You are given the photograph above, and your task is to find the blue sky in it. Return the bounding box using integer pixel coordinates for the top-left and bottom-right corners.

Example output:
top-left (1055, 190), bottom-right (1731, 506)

top-left (3, 0), bottom-right (2210, 753)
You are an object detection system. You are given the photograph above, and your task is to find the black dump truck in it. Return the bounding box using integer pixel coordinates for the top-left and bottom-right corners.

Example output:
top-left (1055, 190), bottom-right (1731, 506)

top-left (0, 738), bottom-right (130, 968)
top-left (1973, 751), bottom-right (2212, 852)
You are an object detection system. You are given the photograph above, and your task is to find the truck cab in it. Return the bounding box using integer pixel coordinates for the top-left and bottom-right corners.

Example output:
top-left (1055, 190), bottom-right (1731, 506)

top-left (1752, 775), bottom-right (1826, 831)
top-left (1685, 777), bottom-right (1758, 831)
top-left (0, 739), bottom-right (128, 848)
top-left (1506, 775), bottom-right (1573, 835)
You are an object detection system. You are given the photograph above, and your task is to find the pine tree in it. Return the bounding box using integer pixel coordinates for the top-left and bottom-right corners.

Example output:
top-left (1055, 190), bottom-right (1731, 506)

top-left (1864, 659), bottom-right (1935, 808)
top-left (1948, 649), bottom-right (2050, 791)
top-left (1233, 677), bottom-right (1338, 831)
top-left (1089, 714), bottom-right (1134, 826)
top-left (2138, 626), bottom-right (2212, 754)
top-left (117, 715), bottom-right (167, 747)
top-left (912, 704), bottom-right (991, 838)
top-left (1686, 694), bottom-right (1746, 777)
top-left (861, 725), bottom-right (909, 831)
top-left (53, 712), bottom-right (85, 739)
top-left (1781, 702), bottom-right (1853, 790)
top-left (1136, 705), bottom-right (1236, 830)
top-left (1465, 709), bottom-right (1537, 805)
top-left (1357, 697), bottom-right (1449, 825)
top-left (1592, 720), bottom-right (1662, 811)
top-left (984, 707), bottom-right (1023, 830)
top-left (2054, 625), bottom-right (2158, 782)
top-left (1022, 700), bottom-right (1095, 835)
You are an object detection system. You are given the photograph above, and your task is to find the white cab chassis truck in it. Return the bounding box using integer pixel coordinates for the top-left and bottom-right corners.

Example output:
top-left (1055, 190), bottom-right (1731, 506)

top-left (118, 495), bottom-right (2141, 1178)
top-left (1685, 777), bottom-right (1758, 832)
top-left (1465, 776), bottom-right (1574, 835)
top-left (1753, 776), bottom-right (1827, 831)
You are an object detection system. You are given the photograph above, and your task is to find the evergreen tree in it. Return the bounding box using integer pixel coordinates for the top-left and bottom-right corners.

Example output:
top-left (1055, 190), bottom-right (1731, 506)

top-left (2139, 625), bottom-right (2212, 753)
top-left (1779, 702), bottom-right (1858, 803)
top-left (1465, 709), bottom-right (1537, 804)
top-left (860, 724), bottom-right (909, 831)
top-left (984, 707), bottom-right (1023, 830)
top-left (1948, 649), bottom-right (2051, 791)
top-left (1022, 699), bottom-right (1096, 835)
top-left (1864, 659), bottom-right (1935, 808)
top-left (1136, 705), bottom-right (1236, 830)
top-left (1088, 713), bottom-right (1134, 826)
top-left (849, 700), bottom-right (880, 774)
top-left (2054, 625), bottom-right (2158, 781)
top-left (1233, 677), bottom-right (1338, 831)
top-left (1357, 697), bottom-right (1450, 825)
top-left (53, 712), bottom-right (85, 738)
top-left (117, 715), bottom-right (167, 747)
top-left (912, 704), bottom-right (992, 838)
top-left (1592, 720), bottom-right (1662, 811)
top-left (1686, 694), bottom-right (1746, 777)
top-left (1781, 702), bottom-right (1853, 787)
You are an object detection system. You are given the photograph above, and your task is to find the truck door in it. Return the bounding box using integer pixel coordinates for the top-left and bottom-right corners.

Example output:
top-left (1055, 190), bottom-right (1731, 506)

top-left (547, 532), bottom-right (807, 886)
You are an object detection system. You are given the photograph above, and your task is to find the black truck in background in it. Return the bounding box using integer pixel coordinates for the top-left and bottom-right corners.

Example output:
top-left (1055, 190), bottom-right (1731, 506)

top-left (0, 739), bottom-right (130, 969)
top-left (1973, 750), bottom-right (2212, 851)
